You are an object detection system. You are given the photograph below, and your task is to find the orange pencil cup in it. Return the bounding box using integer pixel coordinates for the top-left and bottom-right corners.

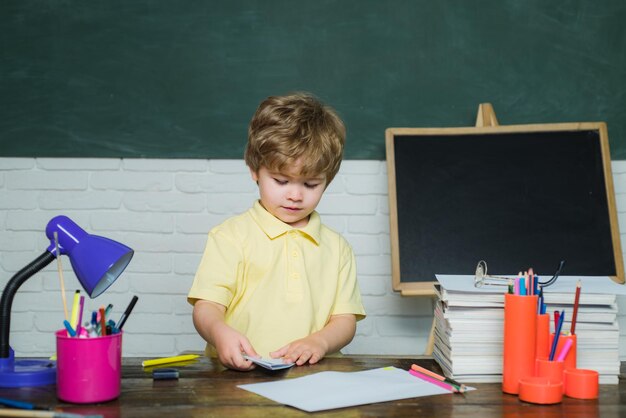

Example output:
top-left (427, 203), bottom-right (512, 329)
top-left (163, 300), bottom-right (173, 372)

top-left (536, 358), bottom-right (565, 394)
top-left (535, 313), bottom-right (550, 361)
top-left (502, 293), bottom-right (538, 394)
top-left (536, 358), bottom-right (564, 384)
top-left (564, 368), bottom-right (599, 399)
top-left (549, 333), bottom-right (577, 371)
top-left (518, 376), bottom-right (563, 404)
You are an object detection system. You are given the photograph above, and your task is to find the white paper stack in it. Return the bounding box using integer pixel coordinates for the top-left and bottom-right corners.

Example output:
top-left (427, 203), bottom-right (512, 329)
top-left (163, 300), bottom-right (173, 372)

top-left (432, 275), bottom-right (622, 384)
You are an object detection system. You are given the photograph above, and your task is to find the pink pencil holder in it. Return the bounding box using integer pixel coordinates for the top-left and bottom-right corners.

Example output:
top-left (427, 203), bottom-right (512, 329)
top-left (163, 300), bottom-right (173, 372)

top-left (56, 330), bottom-right (122, 404)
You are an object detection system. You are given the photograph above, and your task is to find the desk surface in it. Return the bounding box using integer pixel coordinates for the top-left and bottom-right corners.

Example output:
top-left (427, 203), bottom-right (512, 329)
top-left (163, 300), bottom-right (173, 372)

top-left (1, 356), bottom-right (624, 417)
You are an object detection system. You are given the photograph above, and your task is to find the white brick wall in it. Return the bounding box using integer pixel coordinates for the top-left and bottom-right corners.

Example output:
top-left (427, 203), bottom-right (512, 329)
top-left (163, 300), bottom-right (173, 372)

top-left (1, 157), bottom-right (625, 359)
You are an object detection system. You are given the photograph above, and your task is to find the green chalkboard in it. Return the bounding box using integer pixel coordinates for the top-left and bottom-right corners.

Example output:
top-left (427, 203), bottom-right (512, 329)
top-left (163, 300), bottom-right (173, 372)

top-left (2, 1), bottom-right (626, 159)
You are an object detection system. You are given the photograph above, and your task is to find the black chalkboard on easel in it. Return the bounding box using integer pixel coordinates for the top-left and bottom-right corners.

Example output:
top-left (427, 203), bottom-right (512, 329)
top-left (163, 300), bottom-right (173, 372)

top-left (386, 104), bottom-right (624, 295)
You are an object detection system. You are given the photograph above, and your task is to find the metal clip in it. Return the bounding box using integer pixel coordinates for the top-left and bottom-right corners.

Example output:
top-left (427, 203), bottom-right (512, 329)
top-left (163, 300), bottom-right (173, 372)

top-left (473, 260), bottom-right (564, 288)
top-left (474, 260), bottom-right (511, 287)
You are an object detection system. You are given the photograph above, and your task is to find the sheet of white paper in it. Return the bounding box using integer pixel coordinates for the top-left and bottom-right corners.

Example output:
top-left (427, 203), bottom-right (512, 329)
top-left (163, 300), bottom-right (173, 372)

top-left (243, 355), bottom-right (295, 370)
top-left (238, 366), bottom-right (453, 412)
top-left (436, 275), bottom-right (626, 295)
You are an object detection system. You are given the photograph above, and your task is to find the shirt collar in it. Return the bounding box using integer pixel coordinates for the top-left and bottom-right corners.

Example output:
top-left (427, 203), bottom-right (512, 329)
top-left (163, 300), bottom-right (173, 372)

top-left (250, 200), bottom-right (321, 245)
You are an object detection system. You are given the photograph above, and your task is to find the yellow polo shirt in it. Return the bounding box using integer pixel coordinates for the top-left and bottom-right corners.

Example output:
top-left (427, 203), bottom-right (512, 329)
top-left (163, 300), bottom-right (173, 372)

top-left (188, 200), bottom-right (366, 357)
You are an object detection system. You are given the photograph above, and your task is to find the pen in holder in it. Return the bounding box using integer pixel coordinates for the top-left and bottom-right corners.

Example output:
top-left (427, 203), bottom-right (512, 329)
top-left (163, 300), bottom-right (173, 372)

top-left (503, 293), bottom-right (538, 394)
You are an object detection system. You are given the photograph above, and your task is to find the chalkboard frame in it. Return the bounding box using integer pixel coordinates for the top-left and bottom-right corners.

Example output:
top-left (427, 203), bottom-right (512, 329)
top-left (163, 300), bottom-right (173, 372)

top-left (386, 122), bottom-right (624, 296)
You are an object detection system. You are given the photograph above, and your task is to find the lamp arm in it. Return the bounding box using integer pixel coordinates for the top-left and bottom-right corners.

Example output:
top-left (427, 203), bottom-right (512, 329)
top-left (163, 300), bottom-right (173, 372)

top-left (0, 251), bottom-right (55, 358)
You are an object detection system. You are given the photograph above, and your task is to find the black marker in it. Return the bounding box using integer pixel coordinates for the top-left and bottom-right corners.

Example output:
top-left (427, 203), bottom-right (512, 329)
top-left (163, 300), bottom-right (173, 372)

top-left (116, 295), bottom-right (139, 330)
top-left (152, 368), bottom-right (179, 380)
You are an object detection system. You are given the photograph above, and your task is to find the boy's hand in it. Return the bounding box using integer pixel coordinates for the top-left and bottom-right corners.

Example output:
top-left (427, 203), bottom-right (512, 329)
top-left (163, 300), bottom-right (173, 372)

top-left (212, 322), bottom-right (260, 371)
top-left (269, 314), bottom-right (357, 366)
top-left (269, 334), bottom-right (328, 366)
top-left (192, 299), bottom-right (259, 371)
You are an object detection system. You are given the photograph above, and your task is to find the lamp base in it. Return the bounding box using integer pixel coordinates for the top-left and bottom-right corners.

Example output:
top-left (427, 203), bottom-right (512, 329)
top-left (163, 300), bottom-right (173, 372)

top-left (0, 349), bottom-right (56, 387)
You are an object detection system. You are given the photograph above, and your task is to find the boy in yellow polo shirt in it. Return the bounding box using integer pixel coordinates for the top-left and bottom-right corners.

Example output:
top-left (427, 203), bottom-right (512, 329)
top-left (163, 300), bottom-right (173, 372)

top-left (187, 92), bottom-right (366, 371)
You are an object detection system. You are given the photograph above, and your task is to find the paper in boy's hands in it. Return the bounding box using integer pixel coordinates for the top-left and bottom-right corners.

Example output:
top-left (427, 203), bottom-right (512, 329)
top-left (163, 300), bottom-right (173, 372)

top-left (243, 355), bottom-right (295, 370)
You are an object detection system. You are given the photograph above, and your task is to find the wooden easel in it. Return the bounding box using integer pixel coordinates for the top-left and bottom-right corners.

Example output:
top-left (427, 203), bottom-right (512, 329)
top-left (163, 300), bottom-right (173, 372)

top-left (475, 102), bottom-right (499, 127)
top-left (424, 102), bottom-right (499, 355)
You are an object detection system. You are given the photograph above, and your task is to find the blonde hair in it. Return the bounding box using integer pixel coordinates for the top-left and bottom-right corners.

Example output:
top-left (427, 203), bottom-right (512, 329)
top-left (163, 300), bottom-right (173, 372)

top-left (245, 92), bottom-right (346, 185)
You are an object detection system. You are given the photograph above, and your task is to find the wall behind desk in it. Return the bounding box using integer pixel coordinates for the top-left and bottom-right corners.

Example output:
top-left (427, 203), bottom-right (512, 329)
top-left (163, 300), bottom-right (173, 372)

top-left (1, 157), bottom-right (626, 359)
top-left (2, 1), bottom-right (626, 158)
top-left (0, 158), bottom-right (436, 357)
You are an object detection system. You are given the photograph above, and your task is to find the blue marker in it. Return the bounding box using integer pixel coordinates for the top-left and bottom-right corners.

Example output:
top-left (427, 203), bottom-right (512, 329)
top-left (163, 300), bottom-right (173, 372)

top-left (519, 278), bottom-right (526, 295)
top-left (107, 319), bottom-right (120, 334)
top-left (92, 310), bottom-right (99, 333)
top-left (63, 320), bottom-right (76, 337)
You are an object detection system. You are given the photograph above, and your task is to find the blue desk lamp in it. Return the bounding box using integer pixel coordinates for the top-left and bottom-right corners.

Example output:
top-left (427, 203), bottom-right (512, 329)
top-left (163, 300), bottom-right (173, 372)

top-left (0, 215), bottom-right (134, 387)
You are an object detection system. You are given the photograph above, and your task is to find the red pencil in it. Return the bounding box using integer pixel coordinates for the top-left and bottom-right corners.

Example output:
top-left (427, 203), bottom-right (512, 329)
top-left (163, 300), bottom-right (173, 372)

top-left (570, 280), bottom-right (582, 335)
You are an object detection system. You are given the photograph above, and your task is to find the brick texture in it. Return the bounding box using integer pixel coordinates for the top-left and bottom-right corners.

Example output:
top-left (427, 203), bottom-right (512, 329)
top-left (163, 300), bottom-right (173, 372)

top-left (1, 157), bottom-right (625, 359)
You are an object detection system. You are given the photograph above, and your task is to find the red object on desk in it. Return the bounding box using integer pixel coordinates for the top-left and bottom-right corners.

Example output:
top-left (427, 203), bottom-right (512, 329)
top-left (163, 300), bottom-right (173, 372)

top-left (570, 280), bottom-right (581, 335)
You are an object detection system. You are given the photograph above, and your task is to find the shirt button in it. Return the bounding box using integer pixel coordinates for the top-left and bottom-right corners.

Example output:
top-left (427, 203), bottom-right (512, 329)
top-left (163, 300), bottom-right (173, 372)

top-left (292, 251), bottom-right (298, 258)
top-left (292, 272), bottom-right (300, 279)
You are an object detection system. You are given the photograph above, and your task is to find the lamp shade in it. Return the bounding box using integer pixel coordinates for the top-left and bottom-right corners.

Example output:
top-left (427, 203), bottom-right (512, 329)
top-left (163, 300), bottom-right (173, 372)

top-left (45, 216), bottom-right (134, 297)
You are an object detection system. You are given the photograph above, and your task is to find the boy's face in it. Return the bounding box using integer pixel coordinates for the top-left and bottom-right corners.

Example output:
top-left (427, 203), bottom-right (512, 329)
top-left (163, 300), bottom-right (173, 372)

top-left (250, 161), bottom-right (327, 228)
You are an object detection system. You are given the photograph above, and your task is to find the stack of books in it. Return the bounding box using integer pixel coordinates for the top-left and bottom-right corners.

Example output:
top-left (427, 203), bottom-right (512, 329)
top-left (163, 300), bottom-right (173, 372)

top-left (432, 275), bottom-right (622, 384)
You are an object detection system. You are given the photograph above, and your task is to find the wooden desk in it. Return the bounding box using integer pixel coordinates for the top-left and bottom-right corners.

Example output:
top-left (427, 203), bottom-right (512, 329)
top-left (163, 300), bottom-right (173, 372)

top-left (0, 356), bottom-right (624, 417)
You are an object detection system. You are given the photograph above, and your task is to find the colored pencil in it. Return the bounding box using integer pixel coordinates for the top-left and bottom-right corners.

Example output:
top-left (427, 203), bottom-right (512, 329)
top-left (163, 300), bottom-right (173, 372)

top-left (570, 280), bottom-right (581, 335)
top-left (411, 364), bottom-right (467, 392)
top-left (408, 369), bottom-right (459, 393)
top-left (142, 354), bottom-right (200, 368)
top-left (0, 410), bottom-right (99, 418)
top-left (53, 232), bottom-right (69, 321)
